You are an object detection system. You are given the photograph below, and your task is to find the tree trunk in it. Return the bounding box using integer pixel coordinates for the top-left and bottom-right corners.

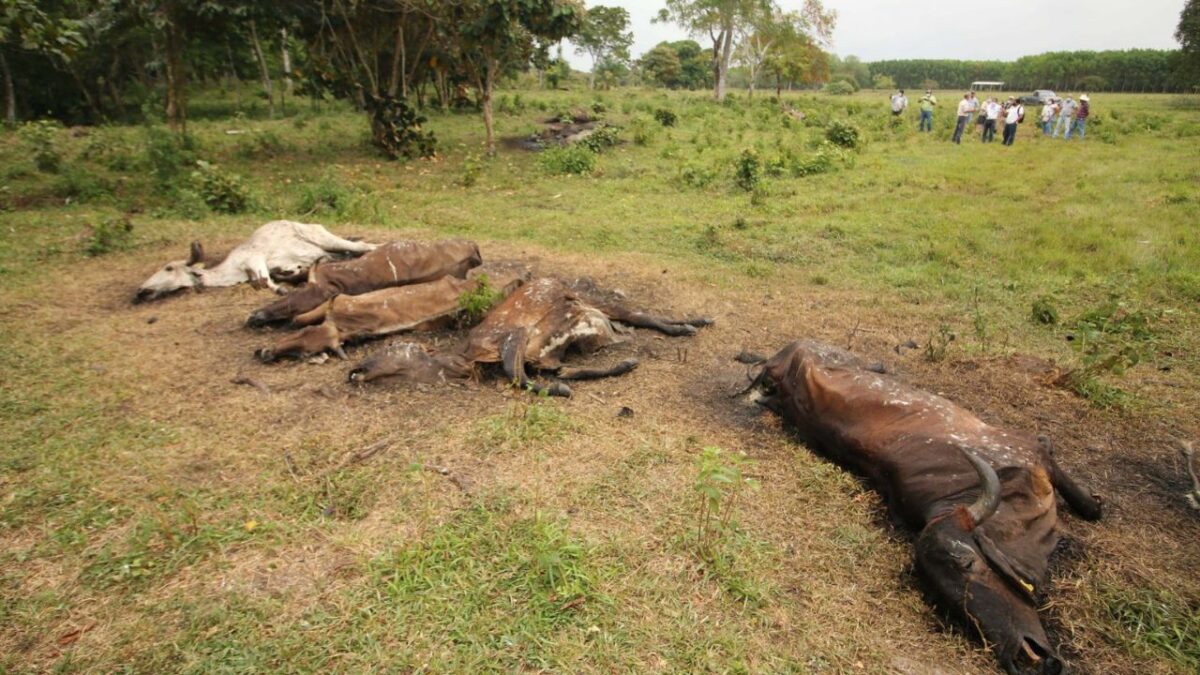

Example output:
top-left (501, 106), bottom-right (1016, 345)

top-left (388, 19), bottom-right (403, 97)
top-left (713, 28), bottom-right (733, 102)
top-left (249, 19), bottom-right (275, 118)
top-left (481, 62), bottom-right (497, 154)
top-left (280, 27), bottom-right (293, 113)
top-left (226, 39), bottom-right (241, 108)
top-left (107, 54), bottom-right (124, 114)
top-left (1, 50), bottom-right (15, 125)
top-left (163, 20), bottom-right (187, 134)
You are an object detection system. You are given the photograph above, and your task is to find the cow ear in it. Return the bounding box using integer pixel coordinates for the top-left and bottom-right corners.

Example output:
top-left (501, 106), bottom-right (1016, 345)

top-left (187, 241), bottom-right (205, 267)
top-left (974, 529), bottom-right (1040, 601)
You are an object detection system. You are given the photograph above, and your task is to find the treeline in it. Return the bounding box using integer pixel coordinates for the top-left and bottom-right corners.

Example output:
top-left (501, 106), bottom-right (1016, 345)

top-left (866, 50), bottom-right (1192, 93)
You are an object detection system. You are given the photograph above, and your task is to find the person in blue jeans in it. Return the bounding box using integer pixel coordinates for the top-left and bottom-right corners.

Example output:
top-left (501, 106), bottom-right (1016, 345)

top-left (950, 93), bottom-right (970, 144)
top-left (1068, 94), bottom-right (1090, 140)
top-left (1054, 95), bottom-right (1076, 138)
top-left (918, 90), bottom-right (937, 132)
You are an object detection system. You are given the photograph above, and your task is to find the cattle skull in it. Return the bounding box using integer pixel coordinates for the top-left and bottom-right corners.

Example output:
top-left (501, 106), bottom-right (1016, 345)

top-left (134, 242), bottom-right (206, 303)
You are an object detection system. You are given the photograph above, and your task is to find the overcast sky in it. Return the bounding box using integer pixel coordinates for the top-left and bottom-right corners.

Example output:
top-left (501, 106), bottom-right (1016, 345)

top-left (563, 0), bottom-right (1186, 68)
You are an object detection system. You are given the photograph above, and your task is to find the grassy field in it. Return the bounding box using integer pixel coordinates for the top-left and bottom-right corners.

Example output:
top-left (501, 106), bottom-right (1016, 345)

top-left (1, 87), bottom-right (1199, 673)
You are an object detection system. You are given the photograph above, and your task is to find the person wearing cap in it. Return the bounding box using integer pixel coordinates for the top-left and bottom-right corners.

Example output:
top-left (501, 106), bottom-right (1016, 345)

top-left (1002, 97), bottom-right (1024, 146)
top-left (951, 93), bottom-right (971, 144)
top-left (918, 90), bottom-right (937, 132)
top-left (891, 89), bottom-right (909, 116)
top-left (981, 97), bottom-right (1002, 142)
top-left (1040, 98), bottom-right (1059, 136)
top-left (1068, 94), bottom-right (1090, 140)
top-left (1054, 95), bottom-right (1077, 139)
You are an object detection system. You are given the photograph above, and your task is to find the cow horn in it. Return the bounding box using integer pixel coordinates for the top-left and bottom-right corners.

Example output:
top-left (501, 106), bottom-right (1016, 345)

top-left (187, 241), bottom-right (204, 267)
top-left (962, 448), bottom-right (1001, 526)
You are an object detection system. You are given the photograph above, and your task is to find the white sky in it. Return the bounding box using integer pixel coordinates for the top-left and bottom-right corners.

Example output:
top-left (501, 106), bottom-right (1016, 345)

top-left (563, 0), bottom-right (1186, 67)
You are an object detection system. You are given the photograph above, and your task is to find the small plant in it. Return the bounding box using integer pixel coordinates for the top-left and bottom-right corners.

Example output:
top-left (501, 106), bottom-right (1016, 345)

top-left (677, 160), bottom-right (717, 189)
top-left (456, 274), bottom-right (502, 324)
top-left (824, 120), bottom-right (862, 149)
top-left (54, 166), bottom-right (114, 203)
top-left (537, 145), bottom-right (597, 176)
top-left (192, 160), bottom-right (249, 214)
top-left (577, 123), bottom-right (621, 153)
top-left (18, 120), bottom-right (62, 173)
top-left (693, 446), bottom-right (758, 563)
top-left (83, 217), bottom-right (135, 257)
top-left (296, 173), bottom-right (350, 216)
top-left (236, 129), bottom-right (286, 159)
top-left (81, 131), bottom-right (135, 171)
top-left (143, 126), bottom-right (195, 190)
top-left (1031, 296), bottom-right (1059, 325)
top-left (629, 114), bottom-right (654, 145)
top-left (822, 80), bottom-right (856, 96)
top-left (1062, 299), bottom-right (1159, 407)
top-left (480, 394), bottom-right (574, 452)
top-left (459, 152), bottom-right (483, 187)
top-left (734, 148), bottom-right (762, 192)
top-left (924, 324), bottom-right (956, 362)
top-left (367, 94), bottom-right (436, 159)
top-left (653, 108), bottom-right (678, 127)
top-left (590, 100), bottom-right (607, 115)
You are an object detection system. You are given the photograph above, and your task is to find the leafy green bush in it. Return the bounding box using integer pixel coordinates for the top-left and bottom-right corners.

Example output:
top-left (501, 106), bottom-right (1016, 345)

top-left (236, 129), bottom-right (286, 159)
top-left (83, 218), bottom-right (136, 257)
top-left (18, 121), bottom-right (62, 173)
top-left (1030, 296), bottom-right (1059, 325)
top-left (693, 446), bottom-right (758, 563)
top-left (677, 160), bottom-right (718, 189)
top-left (457, 274), bottom-right (503, 324)
top-left (296, 174), bottom-right (350, 216)
top-left (629, 114), bottom-right (654, 145)
top-left (367, 94), bottom-right (436, 159)
top-left (143, 126), bottom-right (196, 190)
top-left (1062, 300), bottom-right (1159, 407)
top-left (54, 166), bottom-right (114, 202)
top-left (824, 120), bottom-right (862, 149)
top-left (734, 149), bottom-right (762, 192)
top-left (653, 108), bottom-right (678, 127)
top-left (192, 160), bottom-right (249, 213)
top-left (823, 80), bottom-right (856, 96)
top-left (577, 123), bottom-right (621, 153)
top-left (81, 131), bottom-right (135, 171)
top-left (537, 145), bottom-right (596, 175)
top-left (459, 152), bottom-right (483, 187)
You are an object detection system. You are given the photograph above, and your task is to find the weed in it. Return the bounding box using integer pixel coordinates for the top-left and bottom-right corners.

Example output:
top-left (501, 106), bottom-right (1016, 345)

top-left (1062, 299), bottom-right (1158, 407)
top-left (653, 108), bottom-right (678, 127)
top-left (456, 273), bottom-right (502, 324)
top-left (924, 324), bottom-right (956, 362)
top-left (1102, 586), bottom-right (1200, 669)
top-left (142, 126), bottom-right (195, 190)
top-left (459, 152), bottom-right (483, 187)
top-left (54, 166), bottom-right (114, 203)
top-left (367, 94), bottom-right (437, 159)
top-left (18, 120), bottom-right (62, 173)
top-left (236, 129), bottom-right (286, 158)
top-left (479, 395), bottom-right (574, 453)
top-left (191, 160), bottom-right (250, 214)
top-left (825, 120), bottom-right (862, 150)
top-left (296, 173), bottom-right (350, 216)
top-left (578, 123), bottom-right (621, 153)
top-left (537, 145), bottom-right (596, 176)
top-left (1031, 296), bottom-right (1059, 325)
top-left (80, 131), bottom-right (135, 171)
top-left (677, 160), bottom-right (718, 189)
top-left (734, 148), bottom-right (762, 192)
top-left (692, 446), bottom-right (758, 564)
top-left (83, 217), bottom-right (135, 257)
top-left (629, 114), bottom-right (654, 145)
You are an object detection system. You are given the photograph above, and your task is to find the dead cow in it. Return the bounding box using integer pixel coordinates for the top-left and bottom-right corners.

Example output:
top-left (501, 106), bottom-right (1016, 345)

top-left (245, 239), bottom-right (482, 327)
top-left (135, 220), bottom-right (375, 303)
top-left (254, 263), bottom-right (531, 362)
top-left (348, 277), bottom-right (712, 396)
top-left (750, 341), bottom-right (1102, 675)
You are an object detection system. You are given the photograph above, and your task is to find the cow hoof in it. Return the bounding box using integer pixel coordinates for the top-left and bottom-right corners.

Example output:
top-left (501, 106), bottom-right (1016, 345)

top-left (347, 369), bottom-right (366, 384)
top-left (246, 311), bottom-right (268, 327)
top-left (254, 348), bottom-right (274, 363)
top-left (548, 382), bottom-right (572, 398)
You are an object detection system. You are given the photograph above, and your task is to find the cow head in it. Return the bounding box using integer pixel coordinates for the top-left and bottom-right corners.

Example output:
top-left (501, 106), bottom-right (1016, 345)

top-left (134, 242), bottom-right (206, 303)
top-left (915, 450), bottom-right (1061, 675)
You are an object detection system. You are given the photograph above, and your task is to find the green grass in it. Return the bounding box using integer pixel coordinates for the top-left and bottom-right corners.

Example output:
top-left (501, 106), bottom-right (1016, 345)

top-left (1, 85), bottom-right (1199, 673)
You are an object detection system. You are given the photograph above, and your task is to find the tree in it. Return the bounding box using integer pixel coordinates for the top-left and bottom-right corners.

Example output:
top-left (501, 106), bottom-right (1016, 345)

top-left (735, 0), bottom-right (833, 99)
top-left (1178, 0), bottom-right (1200, 89)
top-left (658, 0), bottom-right (764, 102)
top-left (575, 5), bottom-right (631, 89)
top-left (640, 42), bottom-right (682, 87)
top-left (0, 0), bottom-right (84, 124)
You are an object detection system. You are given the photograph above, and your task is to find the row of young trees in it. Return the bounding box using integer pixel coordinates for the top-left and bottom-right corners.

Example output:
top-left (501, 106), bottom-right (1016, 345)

top-left (866, 50), bottom-right (1194, 93)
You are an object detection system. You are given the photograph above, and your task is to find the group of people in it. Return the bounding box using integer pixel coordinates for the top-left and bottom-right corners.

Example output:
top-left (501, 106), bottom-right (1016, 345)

top-left (889, 89), bottom-right (1092, 146)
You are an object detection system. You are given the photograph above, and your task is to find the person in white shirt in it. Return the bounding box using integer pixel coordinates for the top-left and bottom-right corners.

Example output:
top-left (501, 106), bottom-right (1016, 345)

top-left (1040, 99), bottom-right (1059, 136)
top-left (981, 98), bottom-right (1002, 142)
top-left (1002, 98), bottom-right (1024, 146)
top-left (1054, 96), bottom-right (1076, 139)
top-left (951, 93), bottom-right (971, 144)
top-left (891, 90), bottom-right (908, 116)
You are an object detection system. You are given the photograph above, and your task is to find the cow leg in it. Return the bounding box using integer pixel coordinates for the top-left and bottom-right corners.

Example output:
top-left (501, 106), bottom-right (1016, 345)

top-left (255, 323), bottom-right (340, 363)
top-left (500, 330), bottom-right (571, 397)
top-left (246, 258), bottom-right (285, 294)
top-left (292, 300), bottom-right (332, 327)
top-left (1038, 436), bottom-right (1103, 521)
top-left (305, 225), bottom-right (376, 254)
top-left (555, 359), bottom-right (639, 381)
top-left (601, 305), bottom-right (712, 337)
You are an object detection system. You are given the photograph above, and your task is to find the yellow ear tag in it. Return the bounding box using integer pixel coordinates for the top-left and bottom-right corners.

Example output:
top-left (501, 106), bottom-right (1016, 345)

top-left (1019, 579), bottom-right (1035, 594)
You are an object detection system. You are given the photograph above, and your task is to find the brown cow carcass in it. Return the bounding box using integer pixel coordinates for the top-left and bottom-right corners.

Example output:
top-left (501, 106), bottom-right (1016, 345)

top-left (245, 239), bottom-right (482, 326)
top-left (254, 263), bottom-right (531, 362)
top-left (750, 340), bottom-right (1102, 675)
top-left (348, 277), bottom-right (712, 396)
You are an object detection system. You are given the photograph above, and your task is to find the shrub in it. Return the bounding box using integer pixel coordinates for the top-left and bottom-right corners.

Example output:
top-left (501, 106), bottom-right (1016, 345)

top-left (83, 217), bottom-right (135, 257)
top-left (823, 80), bottom-right (856, 96)
top-left (81, 131), bottom-right (135, 171)
top-left (577, 123), bottom-right (621, 153)
top-left (1030, 296), bottom-right (1059, 325)
top-left (18, 121), bottom-right (62, 173)
top-left (367, 94), bottom-right (436, 159)
top-left (677, 160), bottom-right (718, 189)
top-left (693, 446), bottom-right (758, 563)
top-left (824, 120), bottom-right (862, 149)
top-left (629, 114), bottom-right (654, 145)
top-left (590, 100), bottom-right (607, 115)
top-left (236, 129), bottom-right (286, 159)
top-left (734, 149), bottom-right (762, 192)
top-left (296, 173), bottom-right (350, 216)
top-left (459, 152), bottom-right (483, 187)
top-left (457, 274), bottom-right (503, 324)
top-left (537, 145), bottom-right (596, 175)
top-left (143, 127), bottom-right (195, 190)
top-left (653, 108), bottom-right (678, 127)
top-left (54, 166), bottom-right (114, 202)
top-left (192, 160), bottom-right (249, 214)
top-left (1062, 300), bottom-right (1159, 407)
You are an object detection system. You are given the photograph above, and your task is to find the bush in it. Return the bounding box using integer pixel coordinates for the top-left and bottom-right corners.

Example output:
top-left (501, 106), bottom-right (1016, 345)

top-left (81, 131), bottom-right (135, 171)
top-left (54, 166), bottom-right (114, 202)
top-left (367, 94), bottom-right (436, 159)
top-left (192, 160), bottom-right (249, 214)
top-left (537, 145), bottom-right (597, 175)
top-left (629, 114), bottom-right (654, 145)
top-left (459, 152), bottom-right (483, 187)
top-left (143, 127), bottom-right (195, 190)
top-left (18, 121), bottom-right (62, 173)
top-left (823, 80), bottom-right (856, 96)
top-left (296, 174), bottom-right (350, 216)
top-left (577, 123), bottom-right (621, 153)
top-left (677, 160), bottom-right (718, 189)
top-left (734, 149), bottom-right (762, 192)
top-left (1030, 297), bottom-right (1059, 325)
top-left (457, 274), bottom-right (503, 324)
top-left (83, 217), bottom-right (135, 257)
top-left (653, 108), bottom-right (678, 127)
top-left (824, 120), bottom-right (862, 149)
top-left (236, 129), bottom-right (286, 159)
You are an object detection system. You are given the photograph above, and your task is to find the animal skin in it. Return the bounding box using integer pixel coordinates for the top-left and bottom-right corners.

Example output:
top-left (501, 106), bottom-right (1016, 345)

top-left (752, 340), bottom-right (1102, 675)
top-left (135, 220), bottom-right (375, 302)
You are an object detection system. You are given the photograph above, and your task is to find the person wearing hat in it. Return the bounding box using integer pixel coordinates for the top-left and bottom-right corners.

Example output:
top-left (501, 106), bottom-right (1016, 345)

top-left (980, 97), bottom-right (1002, 142)
top-left (1068, 94), bottom-right (1090, 140)
top-left (1040, 98), bottom-right (1060, 136)
top-left (1054, 95), bottom-right (1077, 139)
top-left (1002, 97), bottom-right (1024, 146)
top-left (918, 90), bottom-right (937, 132)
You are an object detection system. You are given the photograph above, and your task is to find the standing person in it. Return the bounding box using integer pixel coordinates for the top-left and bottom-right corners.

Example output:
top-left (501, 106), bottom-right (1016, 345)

top-left (918, 90), bottom-right (937, 132)
top-left (1002, 97), bottom-right (1024, 146)
top-left (981, 97), bottom-right (1001, 142)
top-left (891, 89), bottom-right (908, 116)
top-left (968, 91), bottom-right (982, 133)
top-left (951, 93), bottom-right (971, 144)
top-left (1068, 94), bottom-right (1090, 140)
top-left (1054, 95), bottom-right (1076, 138)
top-left (1040, 98), bottom-right (1058, 136)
